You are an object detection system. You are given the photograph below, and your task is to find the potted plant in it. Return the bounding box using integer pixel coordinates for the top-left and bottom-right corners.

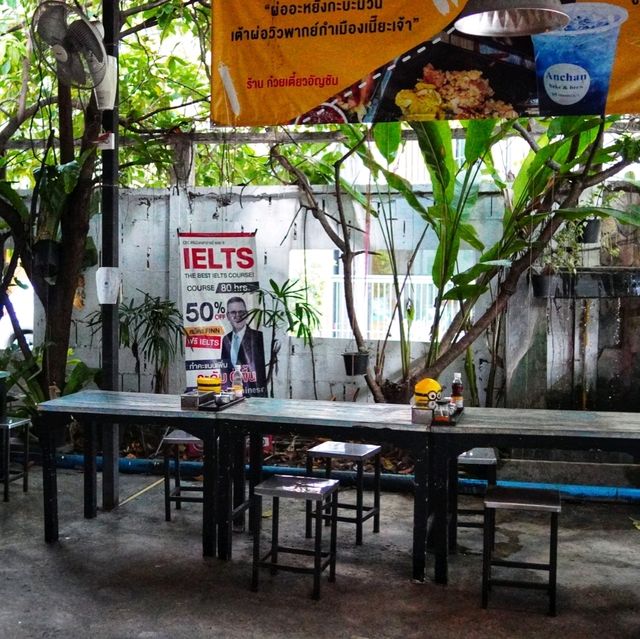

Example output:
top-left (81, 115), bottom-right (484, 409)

top-left (342, 348), bottom-right (370, 376)
top-left (577, 217), bottom-right (601, 243)
top-left (531, 221), bottom-right (583, 297)
top-left (86, 290), bottom-right (185, 394)
top-left (246, 279), bottom-right (321, 396)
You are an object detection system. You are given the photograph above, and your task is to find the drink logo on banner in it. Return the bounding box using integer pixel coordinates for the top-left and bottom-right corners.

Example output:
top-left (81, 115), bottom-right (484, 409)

top-left (178, 232), bottom-right (267, 397)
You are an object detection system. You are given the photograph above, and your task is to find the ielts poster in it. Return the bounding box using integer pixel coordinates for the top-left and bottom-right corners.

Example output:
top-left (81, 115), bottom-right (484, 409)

top-left (178, 231), bottom-right (267, 396)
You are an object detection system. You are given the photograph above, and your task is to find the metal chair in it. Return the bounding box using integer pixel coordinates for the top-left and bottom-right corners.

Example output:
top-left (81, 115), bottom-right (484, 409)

top-left (305, 441), bottom-right (381, 545)
top-left (0, 416), bottom-right (31, 502)
top-left (482, 485), bottom-right (561, 616)
top-left (449, 447), bottom-right (498, 546)
top-left (161, 429), bottom-right (204, 521)
top-left (252, 474), bottom-right (339, 600)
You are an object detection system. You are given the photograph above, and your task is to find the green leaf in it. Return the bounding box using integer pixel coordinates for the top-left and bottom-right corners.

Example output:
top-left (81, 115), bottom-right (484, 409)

top-left (64, 361), bottom-right (98, 395)
top-left (457, 222), bottom-right (484, 251)
top-left (557, 206), bottom-right (640, 227)
top-left (462, 119), bottom-right (497, 166)
top-left (432, 232), bottom-right (460, 289)
top-left (0, 181), bottom-right (29, 220)
top-left (442, 283), bottom-right (488, 300)
top-left (411, 120), bottom-right (455, 204)
top-left (373, 122), bottom-right (402, 164)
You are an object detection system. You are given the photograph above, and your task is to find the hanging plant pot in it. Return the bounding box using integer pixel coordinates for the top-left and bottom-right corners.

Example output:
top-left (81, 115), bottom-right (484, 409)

top-left (531, 271), bottom-right (576, 298)
top-left (577, 218), bottom-right (601, 243)
top-left (33, 239), bottom-right (61, 283)
top-left (531, 273), bottom-right (557, 297)
top-left (342, 351), bottom-right (369, 376)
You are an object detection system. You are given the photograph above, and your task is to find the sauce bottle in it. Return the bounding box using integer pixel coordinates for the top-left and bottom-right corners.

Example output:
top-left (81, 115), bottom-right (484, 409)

top-left (451, 372), bottom-right (464, 409)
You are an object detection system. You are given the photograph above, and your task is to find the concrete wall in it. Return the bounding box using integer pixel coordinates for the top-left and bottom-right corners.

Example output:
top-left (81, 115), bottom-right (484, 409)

top-left (505, 191), bottom-right (640, 416)
top-left (69, 185), bottom-right (504, 402)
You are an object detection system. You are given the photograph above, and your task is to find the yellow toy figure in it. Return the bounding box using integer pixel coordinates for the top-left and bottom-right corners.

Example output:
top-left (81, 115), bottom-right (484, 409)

top-left (414, 378), bottom-right (442, 410)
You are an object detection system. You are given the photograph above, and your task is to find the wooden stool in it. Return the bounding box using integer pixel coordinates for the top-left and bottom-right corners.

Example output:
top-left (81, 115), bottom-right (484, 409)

top-left (482, 486), bottom-right (561, 616)
top-left (449, 447), bottom-right (498, 545)
top-left (305, 441), bottom-right (381, 545)
top-left (251, 474), bottom-right (339, 600)
top-left (0, 417), bottom-right (31, 502)
top-left (161, 429), bottom-right (203, 521)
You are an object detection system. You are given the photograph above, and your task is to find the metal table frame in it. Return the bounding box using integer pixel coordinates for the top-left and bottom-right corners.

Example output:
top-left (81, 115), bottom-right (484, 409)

top-left (37, 391), bottom-right (220, 557)
top-left (428, 407), bottom-right (640, 584)
top-left (215, 398), bottom-right (430, 579)
top-left (0, 416), bottom-right (31, 501)
top-left (37, 392), bottom-right (431, 581)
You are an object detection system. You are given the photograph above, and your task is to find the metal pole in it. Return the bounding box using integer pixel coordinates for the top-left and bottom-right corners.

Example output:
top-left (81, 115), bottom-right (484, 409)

top-left (101, 0), bottom-right (120, 510)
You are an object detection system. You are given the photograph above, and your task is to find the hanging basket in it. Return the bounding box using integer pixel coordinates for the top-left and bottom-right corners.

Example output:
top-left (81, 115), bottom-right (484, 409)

top-left (342, 352), bottom-right (369, 376)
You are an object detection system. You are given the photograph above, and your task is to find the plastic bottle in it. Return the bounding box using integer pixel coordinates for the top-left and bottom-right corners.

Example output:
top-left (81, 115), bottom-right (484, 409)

top-left (451, 372), bottom-right (464, 409)
top-left (231, 365), bottom-right (244, 398)
top-left (211, 369), bottom-right (222, 394)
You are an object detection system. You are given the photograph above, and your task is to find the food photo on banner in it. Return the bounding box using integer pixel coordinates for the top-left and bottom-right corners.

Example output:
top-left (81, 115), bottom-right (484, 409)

top-left (210, 0), bottom-right (639, 125)
top-left (178, 231), bottom-right (267, 397)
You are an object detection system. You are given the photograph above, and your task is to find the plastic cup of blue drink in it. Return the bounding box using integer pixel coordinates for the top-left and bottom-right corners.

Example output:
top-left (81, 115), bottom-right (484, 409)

top-left (532, 3), bottom-right (628, 115)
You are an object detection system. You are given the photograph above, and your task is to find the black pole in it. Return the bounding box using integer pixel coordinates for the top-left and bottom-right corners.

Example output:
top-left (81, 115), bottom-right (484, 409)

top-left (101, 0), bottom-right (120, 510)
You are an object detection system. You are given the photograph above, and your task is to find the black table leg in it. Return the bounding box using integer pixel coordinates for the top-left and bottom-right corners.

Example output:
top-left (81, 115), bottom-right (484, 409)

top-left (217, 429), bottom-right (232, 559)
top-left (102, 421), bottom-right (119, 511)
top-left (430, 434), bottom-right (450, 584)
top-left (248, 430), bottom-right (263, 534)
top-left (83, 420), bottom-right (97, 519)
top-left (36, 416), bottom-right (59, 543)
top-left (232, 433), bottom-right (246, 530)
top-left (202, 431), bottom-right (217, 557)
top-left (2, 424), bottom-right (9, 502)
top-left (412, 443), bottom-right (428, 582)
top-left (448, 458), bottom-right (459, 552)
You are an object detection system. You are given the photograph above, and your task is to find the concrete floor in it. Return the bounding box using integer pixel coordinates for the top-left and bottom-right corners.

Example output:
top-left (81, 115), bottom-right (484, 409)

top-left (1, 469), bottom-right (639, 639)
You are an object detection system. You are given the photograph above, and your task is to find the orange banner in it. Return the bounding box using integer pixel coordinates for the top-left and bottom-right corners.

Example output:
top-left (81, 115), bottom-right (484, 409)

top-left (211, 1), bottom-right (640, 124)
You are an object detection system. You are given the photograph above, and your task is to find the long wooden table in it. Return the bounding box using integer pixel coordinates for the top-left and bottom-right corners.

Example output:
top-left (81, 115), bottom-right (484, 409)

top-left (428, 407), bottom-right (640, 585)
top-left (37, 391), bottom-right (221, 556)
top-left (37, 392), bottom-right (431, 580)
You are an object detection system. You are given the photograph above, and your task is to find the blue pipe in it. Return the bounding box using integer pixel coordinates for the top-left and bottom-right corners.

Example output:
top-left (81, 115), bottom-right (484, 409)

top-left (52, 454), bottom-right (640, 503)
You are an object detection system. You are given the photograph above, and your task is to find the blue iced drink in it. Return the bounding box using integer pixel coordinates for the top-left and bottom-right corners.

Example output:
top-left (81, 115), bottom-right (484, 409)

top-left (532, 3), bottom-right (628, 115)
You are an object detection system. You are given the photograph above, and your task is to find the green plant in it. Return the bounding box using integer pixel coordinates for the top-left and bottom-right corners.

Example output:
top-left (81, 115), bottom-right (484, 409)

top-left (246, 278), bottom-right (321, 396)
top-left (272, 116), bottom-right (640, 406)
top-left (0, 344), bottom-right (97, 418)
top-left (0, 0), bottom-right (212, 406)
top-left (537, 220), bottom-right (583, 275)
top-left (87, 291), bottom-right (184, 394)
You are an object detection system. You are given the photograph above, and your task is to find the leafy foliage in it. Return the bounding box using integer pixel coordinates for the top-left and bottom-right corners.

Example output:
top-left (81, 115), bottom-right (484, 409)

top-left (86, 291), bottom-right (185, 394)
top-left (0, 344), bottom-right (98, 418)
top-left (246, 278), bottom-right (321, 394)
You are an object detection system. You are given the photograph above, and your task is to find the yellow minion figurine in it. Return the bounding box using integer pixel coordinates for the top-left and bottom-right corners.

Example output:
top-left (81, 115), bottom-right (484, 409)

top-left (414, 378), bottom-right (442, 409)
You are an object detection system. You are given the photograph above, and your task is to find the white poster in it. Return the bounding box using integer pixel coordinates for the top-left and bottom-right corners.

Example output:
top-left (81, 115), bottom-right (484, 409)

top-left (178, 231), bottom-right (267, 396)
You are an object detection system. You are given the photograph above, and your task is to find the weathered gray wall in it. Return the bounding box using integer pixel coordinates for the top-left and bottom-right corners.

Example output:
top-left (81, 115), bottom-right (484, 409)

top-left (505, 190), bottom-right (640, 412)
top-left (68, 185), bottom-right (503, 402)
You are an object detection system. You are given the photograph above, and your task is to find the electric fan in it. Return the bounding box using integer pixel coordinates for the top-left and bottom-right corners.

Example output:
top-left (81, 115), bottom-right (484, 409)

top-left (31, 0), bottom-right (116, 110)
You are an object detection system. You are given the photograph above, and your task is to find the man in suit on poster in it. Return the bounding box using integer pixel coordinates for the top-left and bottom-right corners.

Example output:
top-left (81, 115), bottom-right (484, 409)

top-left (220, 296), bottom-right (267, 396)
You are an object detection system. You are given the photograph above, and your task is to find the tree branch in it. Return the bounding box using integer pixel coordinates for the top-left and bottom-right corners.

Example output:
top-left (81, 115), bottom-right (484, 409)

top-left (513, 120), bottom-right (562, 171)
top-left (0, 97), bottom-right (57, 148)
top-left (270, 146), bottom-right (346, 252)
top-left (120, 0), bottom-right (203, 38)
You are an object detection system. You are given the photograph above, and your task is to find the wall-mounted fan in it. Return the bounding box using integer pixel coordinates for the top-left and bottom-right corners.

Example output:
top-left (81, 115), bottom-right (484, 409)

top-left (31, 0), bottom-right (117, 110)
